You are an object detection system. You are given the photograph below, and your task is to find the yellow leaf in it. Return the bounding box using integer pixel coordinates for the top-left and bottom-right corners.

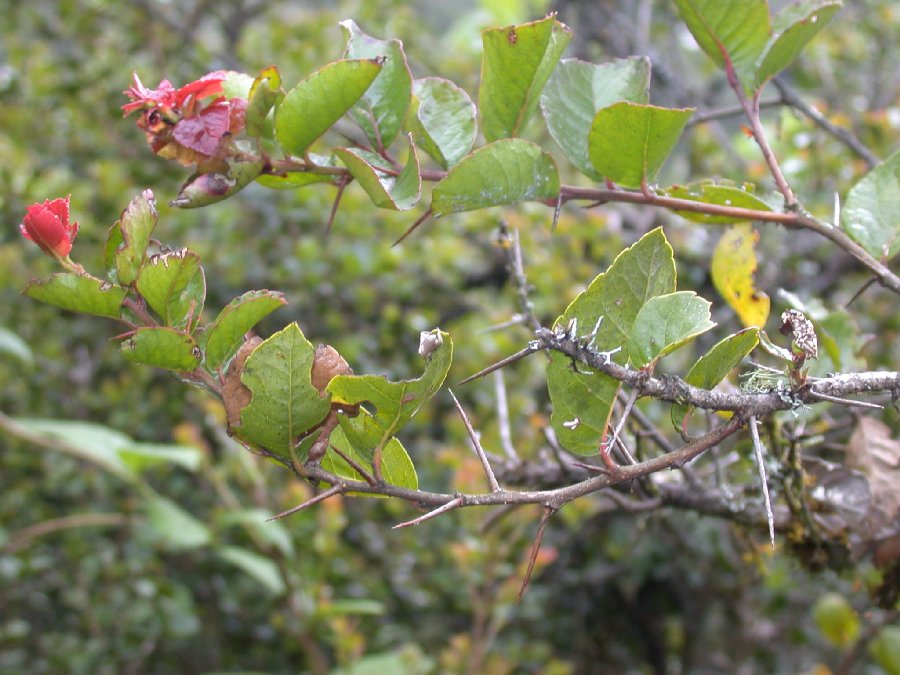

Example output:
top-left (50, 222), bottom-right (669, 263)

top-left (711, 223), bottom-right (770, 327)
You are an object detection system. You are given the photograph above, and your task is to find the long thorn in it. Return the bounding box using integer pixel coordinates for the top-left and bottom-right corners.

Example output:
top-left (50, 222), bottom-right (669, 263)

top-left (393, 208), bottom-right (433, 247)
top-left (748, 416), bottom-right (775, 550)
top-left (459, 344), bottom-right (541, 385)
top-left (267, 485), bottom-right (343, 521)
top-left (449, 389), bottom-right (501, 492)
top-left (392, 496), bottom-right (464, 529)
top-left (517, 507), bottom-right (555, 602)
top-left (324, 177), bottom-right (350, 236)
top-left (328, 443), bottom-right (378, 485)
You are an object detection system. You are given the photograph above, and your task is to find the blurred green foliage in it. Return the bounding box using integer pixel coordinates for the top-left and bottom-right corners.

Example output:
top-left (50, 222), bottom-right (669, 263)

top-left (2, 0), bottom-right (899, 673)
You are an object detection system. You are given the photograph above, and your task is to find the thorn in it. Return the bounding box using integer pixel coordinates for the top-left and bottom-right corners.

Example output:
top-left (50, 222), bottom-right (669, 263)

top-left (516, 507), bottom-right (555, 602)
top-left (551, 193), bottom-right (563, 233)
top-left (267, 485), bottom-right (343, 521)
top-left (393, 496), bottom-right (464, 529)
top-left (459, 344), bottom-right (542, 385)
top-left (393, 208), bottom-right (433, 247)
top-left (449, 389), bottom-right (501, 492)
top-left (324, 176), bottom-right (351, 236)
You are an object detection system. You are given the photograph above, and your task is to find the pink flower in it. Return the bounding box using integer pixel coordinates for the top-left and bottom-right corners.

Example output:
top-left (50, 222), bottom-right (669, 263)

top-left (122, 71), bottom-right (246, 164)
top-left (20, 196), bottom-right (79, 258)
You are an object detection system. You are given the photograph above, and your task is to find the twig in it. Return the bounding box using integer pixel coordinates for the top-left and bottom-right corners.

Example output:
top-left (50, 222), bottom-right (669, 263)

top-left (503, 223), bottom-right (541, 331)
top-left (749, 416), bottom-right (775, 550)
top-left (267, 485), bottom-right (343, 521)
top-left (392, 496), bottom-right (464, 529)
top-left (722, 56), bottom-right (797, 208)
top-left (773, 77), bottom-right (880, 169)
top-left (3, 513), bottom-right (133, 554)
top-left (606, 390), bottom-right (639, 465)
top-left (449, 389), bottom-right (501, 492)
top-left (516, 506), bottom-right (555, 602)
top-left (686, 98), bottom-right (783, 127)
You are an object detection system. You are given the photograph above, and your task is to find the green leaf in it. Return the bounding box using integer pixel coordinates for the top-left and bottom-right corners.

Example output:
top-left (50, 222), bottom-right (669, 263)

top-left (335, 137), bottom-right (421, 210)
top-left (118, 443), bottom-right (204, 473)
top-left (218, 508), bottom-right (294, 557)
top-left (0, 326), bottom-right (33, 367)
top-left (711, 223), bottom-right (771, 327)
top-left (674, 0), bottom-right (771, 88)
top-left (144, 496), bottom-right (211, 550)
top-left (114, 189), bottom-right (158, 285)
top-left (869, 626), bottom-right (900, 674)
top-left (202, 290), bottom-right (287, 371)
top-left (842, 148), bottom-right (900, 260)
top-left (275, 59), bottom-right (382, 156)
top-left (327, 330), bottom-right (451, 467)
top-left (627, 292), bottom-right (716, 368)
top-left (547, 228), bottom-right (676, 454)
top-left (217, 545), bottom-right (286, 596)
top-left (588, 102), bottom-right (693, 189)
top-left (672, 328), bottom-right (759, 430)
top-left (664, 183), bottom-right (775, 223)
top-left (321, 423), bottom-right (418, 492)
top-left (23, 272), bottom-right (127, 318)
top-left (431, 139), bottom-right (559, 215)
top-left (540, 57), bottom-right (651, 180)
top-left (341, 20), bottom-right (413, 148)
top-left (755, 1), bottom-right (842, 87)
top-left (813, 592), bottom-right (860, 648)
top-left (103, 220), bottom-right (124, 284)
top-left (120, 327), bottom-right (202, 371)
top-left (245, 65), bottom-right (283, 137)
top-left (135, 249), bottom-right (204, 328)
top-left (232, 323), bottom-right (331, 460)
top-left (8, 418), bottom-right (139, 483)
top-left (479, 16), bottom-right (572, 141)
top-left (406, 77), bottom-right (477, 169)
top-left (171, 156), bottom-right (265, 208)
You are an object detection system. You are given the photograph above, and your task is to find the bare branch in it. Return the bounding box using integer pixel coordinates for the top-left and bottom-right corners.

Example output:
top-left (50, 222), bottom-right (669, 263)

top-left (459, 343), bottom-right (543, 384)
top-left (493, 370), bottom-right (519, 461)
top-left (773, 77), bottom-right (880, 169)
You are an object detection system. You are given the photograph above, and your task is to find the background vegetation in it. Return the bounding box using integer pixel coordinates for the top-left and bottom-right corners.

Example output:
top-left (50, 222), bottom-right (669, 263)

top-left (1, 0), bottom-right (898, 672)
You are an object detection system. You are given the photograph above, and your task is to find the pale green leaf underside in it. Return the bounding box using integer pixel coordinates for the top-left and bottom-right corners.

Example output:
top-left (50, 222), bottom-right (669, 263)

top-left (627, 291), bottom-right (716, 367)
top-left (841, 148), bottom-right (900, 260)
top-left (431, 139), bottom-right (559, 215)
top-left (540, 57), bottom-right (651, 180)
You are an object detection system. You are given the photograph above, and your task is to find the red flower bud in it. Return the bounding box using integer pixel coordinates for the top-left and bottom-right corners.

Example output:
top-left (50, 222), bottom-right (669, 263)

top-left (20, 196), bottom-right (79, 258)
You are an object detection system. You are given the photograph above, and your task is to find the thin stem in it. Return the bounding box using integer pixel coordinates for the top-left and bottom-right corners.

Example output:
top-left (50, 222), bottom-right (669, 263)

top-left (493, 370), bottom-right (519, 462)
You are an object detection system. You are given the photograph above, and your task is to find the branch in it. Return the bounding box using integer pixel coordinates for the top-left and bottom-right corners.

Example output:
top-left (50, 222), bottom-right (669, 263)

top-left (772, 77), bottom-right (880, 169)
top-left (534, 328), bottom-right (900, 416)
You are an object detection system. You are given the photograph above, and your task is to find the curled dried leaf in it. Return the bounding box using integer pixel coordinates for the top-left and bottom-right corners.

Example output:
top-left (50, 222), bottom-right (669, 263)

top-left (223, 335), bottom-right (262, 428)
top-left (780, 309), bottom-right (818, 360)
top-left (310, 344), bottom-right (353, 395)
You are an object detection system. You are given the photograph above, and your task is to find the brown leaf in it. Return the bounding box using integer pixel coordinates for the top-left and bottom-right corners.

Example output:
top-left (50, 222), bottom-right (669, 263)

top-left (223, 335), bottom-right (262, 428)
top-left (846, 417), bottom-right (900, 539)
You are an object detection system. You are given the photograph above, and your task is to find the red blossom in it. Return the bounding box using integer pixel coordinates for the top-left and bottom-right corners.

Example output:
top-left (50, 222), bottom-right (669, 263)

top-left (122, 71), bottom-right (244, 164)
top-left (20, 196), bottom-right (79, 258)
